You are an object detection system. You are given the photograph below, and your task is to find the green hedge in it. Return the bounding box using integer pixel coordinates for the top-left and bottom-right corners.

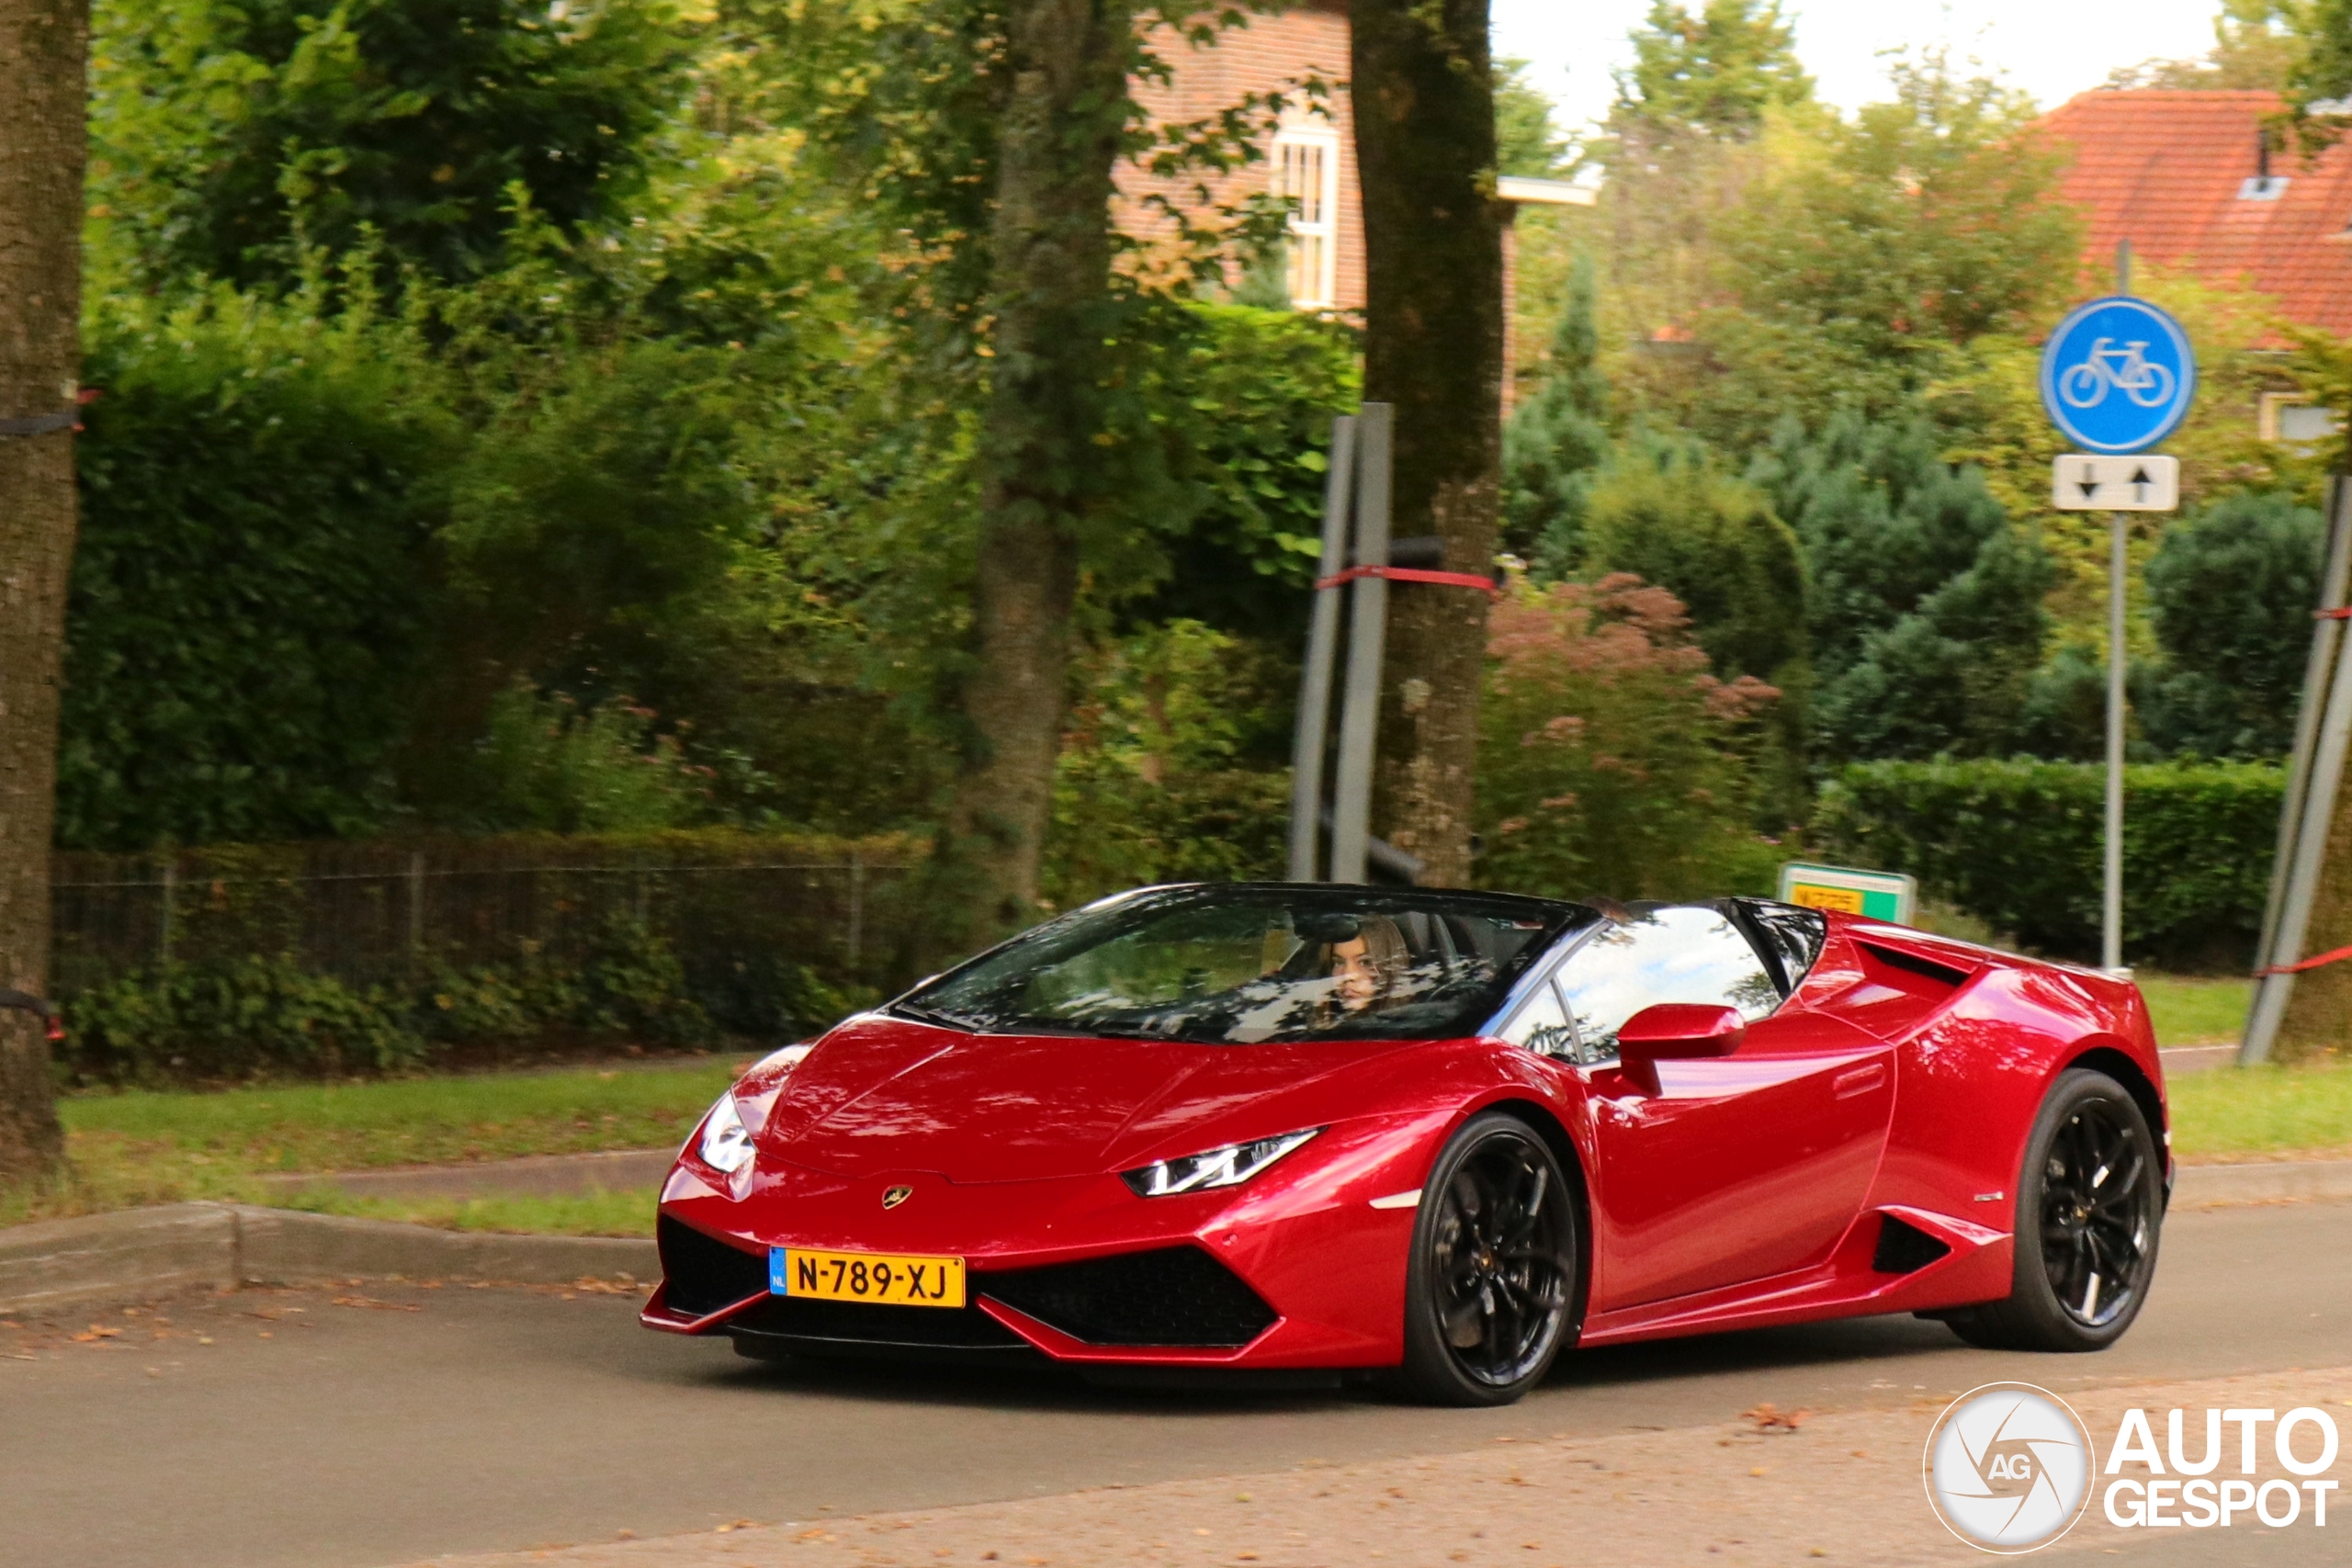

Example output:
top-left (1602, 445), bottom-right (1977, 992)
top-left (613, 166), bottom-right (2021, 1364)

top-left (50, 829), bottom-right (916, 1085)
top-left (1813, 760), bottom-right (2284, 969)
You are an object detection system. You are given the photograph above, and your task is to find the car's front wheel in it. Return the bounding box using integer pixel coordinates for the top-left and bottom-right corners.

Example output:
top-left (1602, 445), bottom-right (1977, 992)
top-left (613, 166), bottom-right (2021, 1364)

top-left (1396, 1112), bottom-right (1579, 1406)
top-left (1944, 1067), bottom-right (2164, 1353)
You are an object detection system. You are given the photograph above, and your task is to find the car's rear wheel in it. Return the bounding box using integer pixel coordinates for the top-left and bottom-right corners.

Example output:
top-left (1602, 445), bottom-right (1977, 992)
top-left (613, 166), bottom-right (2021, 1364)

top-left (1396, 1112), bottom-right (1578, 1406)
top-left (1944, 1068), bottom-right (2163, 1353)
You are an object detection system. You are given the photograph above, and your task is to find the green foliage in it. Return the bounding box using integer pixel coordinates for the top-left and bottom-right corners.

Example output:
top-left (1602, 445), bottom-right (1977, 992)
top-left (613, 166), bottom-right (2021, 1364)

top-left (62, 957), bottom-right (429, 1086)
top-left (1679, 58), bottom-right (2081, 447)
top-left (1043, 620), bottom-right (1292, 909)
top-left (1613, 0), bottom-right (1813, 140)
top-left (90, 0), bottom-right (691, 288)
top-left (2287, 0), bottom-right (2352, 141)
top-left (442, 339), bottom-right (757, 655)
top-left (1140, 303), bottom-right (1361, 640)
top-left (1479, 574), bottom-right (1784, 902)
top-left (1578, 435), bottom-right (1807, 689)
top-left (1503, 253), bottom-right (1611, 560)
top-left (2114, 0), bottom-right (2299, 90)
top-left (1750, 411), bottom-right (2050, 762)
top-left (1815, 759), bottom-right (2285, 967)
top-left (63, 293), bottom-right (458, 850)
top-left (59, 910), bottom-right (717, 1087)
top-left (1496, 57), bottom-right (1574, 176)
top-left (2142, 491), bottom-right (2324, 759)
top-left (448, 682), bottom-right (712, 834)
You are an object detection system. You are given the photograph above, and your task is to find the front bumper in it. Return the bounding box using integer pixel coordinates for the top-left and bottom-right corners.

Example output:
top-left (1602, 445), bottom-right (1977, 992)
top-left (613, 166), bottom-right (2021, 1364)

top-left (639, 1134), bottom-right (1422, 1369)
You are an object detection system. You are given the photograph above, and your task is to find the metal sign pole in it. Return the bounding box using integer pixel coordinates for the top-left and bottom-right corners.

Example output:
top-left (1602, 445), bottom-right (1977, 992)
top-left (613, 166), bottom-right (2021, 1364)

top-left (2103, 509), bottom-right (2128, 974)
top-left (1329, 402), bottom-right (1393, 886)
top-left (2102, 240), bottom-right (2132, 977)
top-left (1287, 415), bottom-right (1358, 882)
top-left (2041, 238), bottom-right (2195, 976)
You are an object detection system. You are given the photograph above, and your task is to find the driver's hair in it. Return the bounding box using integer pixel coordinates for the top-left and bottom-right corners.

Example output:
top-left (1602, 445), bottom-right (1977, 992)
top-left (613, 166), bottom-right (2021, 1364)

top-left (1352, 913), bottom-right (1410, 994)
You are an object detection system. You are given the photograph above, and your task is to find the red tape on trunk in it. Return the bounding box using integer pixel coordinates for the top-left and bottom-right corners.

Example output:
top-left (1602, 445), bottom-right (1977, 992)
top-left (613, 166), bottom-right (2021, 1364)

top-left (2258, 942), bottom-right (2352, 976)
top-left (1315, 565), bottom-right (1499, 596)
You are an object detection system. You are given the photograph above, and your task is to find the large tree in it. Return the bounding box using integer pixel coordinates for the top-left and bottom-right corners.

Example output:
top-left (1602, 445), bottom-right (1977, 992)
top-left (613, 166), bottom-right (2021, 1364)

top-left (1613, 0), bottom-right (1812, 141)
top-left (1351, 0), bottom-right (1505, 889)
top-left (0, 0), bottom-right (84, 1180)
top-left (947, 0), bottom-right (1141, 929)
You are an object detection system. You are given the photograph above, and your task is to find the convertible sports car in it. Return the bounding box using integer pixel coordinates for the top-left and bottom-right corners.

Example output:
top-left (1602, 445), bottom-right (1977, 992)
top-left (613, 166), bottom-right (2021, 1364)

top-left (644, 884), bottom-right (2168, 1405)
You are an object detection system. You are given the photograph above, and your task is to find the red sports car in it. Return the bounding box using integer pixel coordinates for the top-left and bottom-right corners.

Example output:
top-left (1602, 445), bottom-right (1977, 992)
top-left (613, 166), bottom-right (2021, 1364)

top-left (644, 884), bottom-right (2168, 1405)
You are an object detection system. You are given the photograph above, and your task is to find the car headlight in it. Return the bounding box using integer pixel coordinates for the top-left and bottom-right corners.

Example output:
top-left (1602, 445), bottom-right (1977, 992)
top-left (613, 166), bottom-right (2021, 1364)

top-left (1122, 1129), bottom-right (1320, 1197)
top-left (697, 1092), bottom-right (756, 1175)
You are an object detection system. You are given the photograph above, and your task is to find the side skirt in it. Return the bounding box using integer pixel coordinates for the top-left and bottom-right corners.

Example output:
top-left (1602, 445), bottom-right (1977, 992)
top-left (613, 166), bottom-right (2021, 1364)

top-left (1577, 1206), bottom-right (2010, 1347)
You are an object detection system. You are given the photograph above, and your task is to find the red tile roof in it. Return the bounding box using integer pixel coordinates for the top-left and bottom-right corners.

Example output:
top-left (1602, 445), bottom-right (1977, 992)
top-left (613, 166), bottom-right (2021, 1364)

top-left (2042, 89), bottom-right (2352, 338)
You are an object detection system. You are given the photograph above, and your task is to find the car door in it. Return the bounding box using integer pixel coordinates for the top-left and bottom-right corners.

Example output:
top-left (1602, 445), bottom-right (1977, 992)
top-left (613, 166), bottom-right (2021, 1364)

top-left (1562, 907), bottom-right (1894, 1311)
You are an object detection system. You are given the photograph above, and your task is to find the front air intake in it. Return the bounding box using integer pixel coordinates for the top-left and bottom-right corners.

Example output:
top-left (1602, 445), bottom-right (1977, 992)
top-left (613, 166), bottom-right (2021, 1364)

top-left (657, 1214), bottom-right (770, 1318)
top-left (978, 1246), bottom-right (1278, 1348)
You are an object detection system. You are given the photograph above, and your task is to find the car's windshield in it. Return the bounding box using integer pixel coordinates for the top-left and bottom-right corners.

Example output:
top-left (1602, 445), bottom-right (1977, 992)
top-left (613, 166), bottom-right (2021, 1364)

top-left (899, 886), bottom-right (1590, 1044)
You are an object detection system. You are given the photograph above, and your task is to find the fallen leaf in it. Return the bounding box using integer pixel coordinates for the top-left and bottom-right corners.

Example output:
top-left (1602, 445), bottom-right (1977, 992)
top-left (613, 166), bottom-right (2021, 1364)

top-left (1743, 1403), bottom-right (1811, 1433)
top-left (331, 1296), bottom-right (422, 1313)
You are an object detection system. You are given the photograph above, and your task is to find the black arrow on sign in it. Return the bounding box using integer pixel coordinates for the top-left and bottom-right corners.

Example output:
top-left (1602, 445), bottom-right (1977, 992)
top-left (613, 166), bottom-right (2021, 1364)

top-left (2078, 465), bottom-right (2100, 501)
top-left (2132, 466), bottom-right (2152, 502)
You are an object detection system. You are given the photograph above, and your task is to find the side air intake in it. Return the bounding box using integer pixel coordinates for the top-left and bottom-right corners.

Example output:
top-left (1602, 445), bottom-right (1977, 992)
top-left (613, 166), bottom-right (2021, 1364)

top-left (1872, 1213), bottom-right (1954, 1275)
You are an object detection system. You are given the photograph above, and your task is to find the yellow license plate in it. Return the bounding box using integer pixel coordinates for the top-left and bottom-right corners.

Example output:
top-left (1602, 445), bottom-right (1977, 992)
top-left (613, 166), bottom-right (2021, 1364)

top-left (773, 1247), bottom-right (967, 1308)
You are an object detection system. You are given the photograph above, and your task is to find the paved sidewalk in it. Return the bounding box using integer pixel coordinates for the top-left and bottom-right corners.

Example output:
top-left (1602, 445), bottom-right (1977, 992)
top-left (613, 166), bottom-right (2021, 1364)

top-left (394, 1364), bottom-right (2352, 1568)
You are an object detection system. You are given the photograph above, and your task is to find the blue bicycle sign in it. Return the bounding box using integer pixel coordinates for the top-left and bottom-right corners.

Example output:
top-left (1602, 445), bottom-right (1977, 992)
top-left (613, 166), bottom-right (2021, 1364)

top-left (2040, 296), bottom-right (2195, 454)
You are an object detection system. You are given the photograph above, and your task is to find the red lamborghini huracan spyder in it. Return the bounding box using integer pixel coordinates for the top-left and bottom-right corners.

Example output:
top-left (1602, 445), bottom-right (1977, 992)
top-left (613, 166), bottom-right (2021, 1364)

top-left (643, 884), bottom-right (2167, 1405)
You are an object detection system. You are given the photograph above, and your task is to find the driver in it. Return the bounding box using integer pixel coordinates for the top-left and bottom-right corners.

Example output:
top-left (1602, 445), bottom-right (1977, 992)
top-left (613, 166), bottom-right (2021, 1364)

top-left (1329, 914), bottom-right (1410, 1014)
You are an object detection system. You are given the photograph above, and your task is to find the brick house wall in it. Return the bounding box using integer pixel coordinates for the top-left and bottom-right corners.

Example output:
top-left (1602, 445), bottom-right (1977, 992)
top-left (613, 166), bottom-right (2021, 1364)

top-left (1119, 1), bottom-right (1365, 312)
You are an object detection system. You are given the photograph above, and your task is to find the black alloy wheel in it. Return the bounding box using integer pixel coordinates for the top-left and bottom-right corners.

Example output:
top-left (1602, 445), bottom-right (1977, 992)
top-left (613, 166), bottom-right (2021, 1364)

top-left (1396, 1112), bottom-right (1579, 1406)
top-left (1945, 1068), bottom-right (2164, 1353)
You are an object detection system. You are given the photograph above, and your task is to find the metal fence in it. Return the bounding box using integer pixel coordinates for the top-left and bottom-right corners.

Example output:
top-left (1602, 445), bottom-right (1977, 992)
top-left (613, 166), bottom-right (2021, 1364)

top-left (49, 832), bottom-right (927, 1002)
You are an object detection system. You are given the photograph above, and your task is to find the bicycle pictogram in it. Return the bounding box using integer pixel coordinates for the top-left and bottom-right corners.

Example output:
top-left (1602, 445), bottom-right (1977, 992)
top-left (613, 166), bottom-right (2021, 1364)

top-left (2055, 338), bottom-right (2178, 410)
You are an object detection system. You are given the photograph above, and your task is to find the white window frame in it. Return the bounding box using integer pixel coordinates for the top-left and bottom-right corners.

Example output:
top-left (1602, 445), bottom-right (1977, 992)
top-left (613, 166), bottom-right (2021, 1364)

top-left (1272, 118), bottom-right (1340, 310)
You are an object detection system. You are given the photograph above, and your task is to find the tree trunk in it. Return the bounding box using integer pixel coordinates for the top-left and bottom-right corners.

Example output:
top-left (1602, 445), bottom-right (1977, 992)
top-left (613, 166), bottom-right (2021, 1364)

top-left (2276, 780), bottom-right (2352, 1063)
top-left (0, 0), bottom-right (85, 1180)
top-left (1351, 0), bottom-right (1503, 889)
top-left (943, 0), bottom-right (1134, 934)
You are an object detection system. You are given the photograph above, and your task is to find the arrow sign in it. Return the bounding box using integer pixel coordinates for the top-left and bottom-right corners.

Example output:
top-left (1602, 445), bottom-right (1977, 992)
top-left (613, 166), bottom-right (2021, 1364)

top-left (2051, 454), bottom-right (2179, 512)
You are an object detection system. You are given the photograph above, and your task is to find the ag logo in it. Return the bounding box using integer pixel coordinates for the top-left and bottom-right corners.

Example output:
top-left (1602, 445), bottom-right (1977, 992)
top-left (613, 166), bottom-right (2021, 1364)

top-left (1924, 1382), bottom-right (2094, 1552)
top-left (881, 1184), bottom-right (913, 1210)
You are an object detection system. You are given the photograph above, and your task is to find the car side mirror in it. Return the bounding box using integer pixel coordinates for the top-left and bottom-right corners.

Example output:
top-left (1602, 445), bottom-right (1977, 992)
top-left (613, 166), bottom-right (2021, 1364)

top-left (1614, 1004), bottom-right (1746, 1094)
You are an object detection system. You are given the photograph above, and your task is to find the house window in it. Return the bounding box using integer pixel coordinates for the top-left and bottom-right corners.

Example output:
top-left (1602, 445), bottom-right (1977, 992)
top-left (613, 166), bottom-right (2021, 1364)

top-left (1273, 119), bottom-right (1340, 309)
top-left (2260, 391), bottom-right (2341, 448)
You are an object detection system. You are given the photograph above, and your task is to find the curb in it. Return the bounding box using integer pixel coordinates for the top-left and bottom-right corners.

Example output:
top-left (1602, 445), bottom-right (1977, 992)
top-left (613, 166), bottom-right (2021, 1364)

top-left (0, 1203), bottom-right (657, 1316)
top-left (2172, 1157), bottom-right (2352, 1206)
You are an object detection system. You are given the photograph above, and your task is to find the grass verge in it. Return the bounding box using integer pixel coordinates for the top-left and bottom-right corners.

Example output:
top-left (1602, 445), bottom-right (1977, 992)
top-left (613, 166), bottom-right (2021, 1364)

top-left (2137, 973), bottom-right (2250, 1047)
top-left (274, 1186), bottom-right (662, 1237)
top-left (2168, 1062), bottom-right (2352, 1164)
top-left (1, 1060), bottom-right (738, 1229)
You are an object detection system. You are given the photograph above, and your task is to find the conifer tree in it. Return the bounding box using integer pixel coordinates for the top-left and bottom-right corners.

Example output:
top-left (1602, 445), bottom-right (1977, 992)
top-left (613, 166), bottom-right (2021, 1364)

top-left (1502, 253), bottom-right (1611, 567)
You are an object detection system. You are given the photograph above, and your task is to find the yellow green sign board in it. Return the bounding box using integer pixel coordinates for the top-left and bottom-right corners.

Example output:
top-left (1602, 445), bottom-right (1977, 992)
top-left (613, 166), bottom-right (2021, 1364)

top-left (1776, 862), bottom-right (1916, 924)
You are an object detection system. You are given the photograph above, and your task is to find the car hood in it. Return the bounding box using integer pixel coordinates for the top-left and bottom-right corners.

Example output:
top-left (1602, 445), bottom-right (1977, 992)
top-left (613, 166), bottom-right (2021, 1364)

top-left (757, 1012), bottom-right (1400, 1183)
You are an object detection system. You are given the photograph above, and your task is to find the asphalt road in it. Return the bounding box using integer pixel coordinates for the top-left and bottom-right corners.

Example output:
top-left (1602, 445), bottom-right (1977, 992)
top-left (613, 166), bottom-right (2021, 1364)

top-left (3, 1200), bottom-right (2347, 1568)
